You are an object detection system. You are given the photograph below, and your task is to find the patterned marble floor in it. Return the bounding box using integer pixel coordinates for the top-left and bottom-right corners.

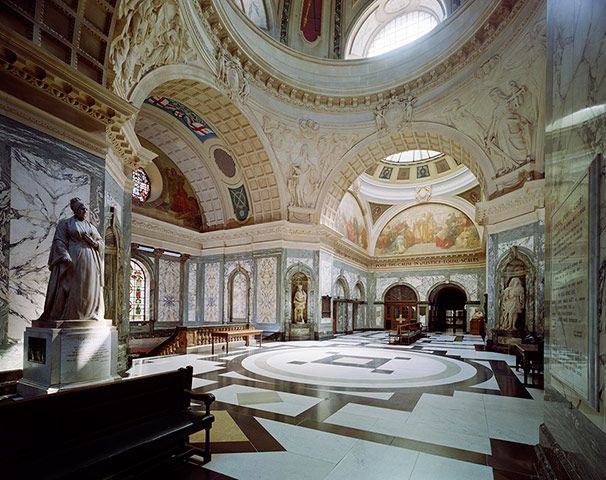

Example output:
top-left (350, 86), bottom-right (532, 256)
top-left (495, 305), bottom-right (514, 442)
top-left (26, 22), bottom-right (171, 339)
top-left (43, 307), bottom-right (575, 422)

top-left (131, 332), bottom-right (542, 480)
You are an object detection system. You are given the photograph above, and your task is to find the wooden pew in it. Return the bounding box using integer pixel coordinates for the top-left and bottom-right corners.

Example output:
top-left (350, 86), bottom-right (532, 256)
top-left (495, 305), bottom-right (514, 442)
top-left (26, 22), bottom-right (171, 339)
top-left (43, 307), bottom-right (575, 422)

top-left (0, 366), bottom-right (214, 479)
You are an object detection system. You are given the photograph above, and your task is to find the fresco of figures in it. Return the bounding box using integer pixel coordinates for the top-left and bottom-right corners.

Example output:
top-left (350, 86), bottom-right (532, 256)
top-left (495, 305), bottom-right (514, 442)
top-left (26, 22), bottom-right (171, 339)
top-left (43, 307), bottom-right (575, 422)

top-left (375, 203), bottom-right (480, 256)
top-left (134, 139), bottom-right (204, 231)
top-left (336, 192), bottom-right (368, 249)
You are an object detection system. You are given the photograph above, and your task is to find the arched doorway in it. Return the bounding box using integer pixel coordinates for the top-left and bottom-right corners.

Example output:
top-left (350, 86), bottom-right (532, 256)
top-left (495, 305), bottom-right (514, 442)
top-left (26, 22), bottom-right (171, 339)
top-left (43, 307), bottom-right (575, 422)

top-left (428, 284), bottom-right (467, 333)
top-left (333, 278), bottom-right (350, 334)
top-left (384, 285), bottom-right (418, 330)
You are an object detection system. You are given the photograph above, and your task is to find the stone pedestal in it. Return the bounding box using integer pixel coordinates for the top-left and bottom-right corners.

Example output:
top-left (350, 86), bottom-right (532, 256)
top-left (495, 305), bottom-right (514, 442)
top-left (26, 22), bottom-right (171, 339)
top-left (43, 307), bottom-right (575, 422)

top-left (17, 320), bottom-right (119, 397)
top-left (289, 323), bottom-right (312, 341)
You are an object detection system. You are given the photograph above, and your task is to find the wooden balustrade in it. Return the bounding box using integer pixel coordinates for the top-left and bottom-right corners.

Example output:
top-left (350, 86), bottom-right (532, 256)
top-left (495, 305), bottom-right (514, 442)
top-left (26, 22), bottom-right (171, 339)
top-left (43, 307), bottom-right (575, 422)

top-left (146, 324), bottom-right (251, 357)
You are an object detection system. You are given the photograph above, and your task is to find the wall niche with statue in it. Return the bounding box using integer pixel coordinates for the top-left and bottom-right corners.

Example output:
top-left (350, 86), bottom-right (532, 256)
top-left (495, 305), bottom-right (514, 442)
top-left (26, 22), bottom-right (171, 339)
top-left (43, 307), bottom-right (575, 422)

top-left (285, 264), bottom-right (315, 340)
top-left (493, 246), bottom-right (537, 345)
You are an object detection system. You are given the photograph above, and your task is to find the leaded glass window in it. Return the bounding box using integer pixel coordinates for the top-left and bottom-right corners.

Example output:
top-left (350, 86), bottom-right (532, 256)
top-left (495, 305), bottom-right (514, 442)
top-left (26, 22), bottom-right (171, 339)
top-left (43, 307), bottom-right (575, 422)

top-left (132, 168), bottom-right (151, 202)
top-left (129, 260), bottom-right (147, 322)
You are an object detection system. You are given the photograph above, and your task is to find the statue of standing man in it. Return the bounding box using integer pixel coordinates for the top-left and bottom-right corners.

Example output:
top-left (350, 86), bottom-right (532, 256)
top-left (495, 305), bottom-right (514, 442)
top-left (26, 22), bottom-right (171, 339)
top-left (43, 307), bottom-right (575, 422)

top-left (500, 277), bottom-right (525, 330)
top-left (293, 283), bottom-right (307, 323)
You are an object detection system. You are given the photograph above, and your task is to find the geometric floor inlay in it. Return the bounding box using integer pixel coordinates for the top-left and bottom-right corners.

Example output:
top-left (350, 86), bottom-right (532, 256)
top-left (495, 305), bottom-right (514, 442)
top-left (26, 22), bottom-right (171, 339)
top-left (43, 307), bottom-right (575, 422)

top-left (241, 346), bottom-right (477, 388)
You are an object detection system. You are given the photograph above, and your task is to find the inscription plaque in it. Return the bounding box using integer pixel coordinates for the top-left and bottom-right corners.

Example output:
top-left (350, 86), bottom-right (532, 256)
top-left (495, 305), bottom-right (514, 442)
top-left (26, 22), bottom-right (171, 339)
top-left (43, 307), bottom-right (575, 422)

top-left (550, 157), bottom-right (600, 407)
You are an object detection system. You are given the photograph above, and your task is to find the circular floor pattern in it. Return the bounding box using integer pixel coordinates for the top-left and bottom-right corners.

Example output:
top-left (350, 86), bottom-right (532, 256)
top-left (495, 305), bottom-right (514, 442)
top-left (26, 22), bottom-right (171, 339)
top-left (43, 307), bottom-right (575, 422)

top-left (240, 346), bottom-right (477, 389)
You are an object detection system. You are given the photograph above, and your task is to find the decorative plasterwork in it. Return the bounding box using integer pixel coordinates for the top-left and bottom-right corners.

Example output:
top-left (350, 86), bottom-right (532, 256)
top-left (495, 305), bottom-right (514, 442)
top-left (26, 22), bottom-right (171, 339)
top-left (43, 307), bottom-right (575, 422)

top-left (476, 179), bottom-right (545, 226)
top-left (150, 80), bottom-right (283, 222)
top-left (262, 116), bottom-right (359, 210)
top-left (0, 27), bottom-right (135, 130)
top-left (319, 128), bottom-right (490, 229)
top-left (196, 0), bottom-right (531, 112)
top-left (110, 0), bottom-right (201, 99)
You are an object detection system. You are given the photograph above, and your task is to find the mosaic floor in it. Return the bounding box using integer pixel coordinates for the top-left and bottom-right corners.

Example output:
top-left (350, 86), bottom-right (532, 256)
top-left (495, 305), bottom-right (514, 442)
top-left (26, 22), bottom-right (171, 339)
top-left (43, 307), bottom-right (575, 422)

top-left (131, 332), bottom-right (542, 480)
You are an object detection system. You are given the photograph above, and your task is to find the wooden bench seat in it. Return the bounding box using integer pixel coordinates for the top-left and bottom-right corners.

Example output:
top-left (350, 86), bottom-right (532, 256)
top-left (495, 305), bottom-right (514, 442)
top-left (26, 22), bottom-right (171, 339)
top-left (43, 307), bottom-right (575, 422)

top-left (388, 322), bottom-right (422, 345)
top-left (0, 366), bottom-right (214, 479)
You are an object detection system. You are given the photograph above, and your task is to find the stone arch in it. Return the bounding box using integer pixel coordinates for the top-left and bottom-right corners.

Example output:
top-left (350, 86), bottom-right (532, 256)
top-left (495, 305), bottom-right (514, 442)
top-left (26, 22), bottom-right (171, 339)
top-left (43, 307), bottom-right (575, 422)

top-left (135, 107), bottom-right (226, 227)
top-left (129, 66), bottom-right (286, 223)
top-left (427, 280), bottom-right (470, 304)
top-left (333, 276), bottom-right (350, 299)
top-left (319, 124), bottom-right (496, 228)
top-left (284, 263), bottom-right (317, 325)
top-left (353, 281), bottom-right (365, 301)
top-left (381, 282), bottom-right (420, 302)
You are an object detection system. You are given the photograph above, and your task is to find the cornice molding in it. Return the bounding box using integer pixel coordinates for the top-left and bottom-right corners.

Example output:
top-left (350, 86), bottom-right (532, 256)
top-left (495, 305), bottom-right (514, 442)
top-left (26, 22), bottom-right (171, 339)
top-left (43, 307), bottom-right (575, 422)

top-left (0, 27), bottom-right (136, 128)
top-left (476, 179), bottom-right (545, 225)
top-left (197, 0), bottom-right (533, 113)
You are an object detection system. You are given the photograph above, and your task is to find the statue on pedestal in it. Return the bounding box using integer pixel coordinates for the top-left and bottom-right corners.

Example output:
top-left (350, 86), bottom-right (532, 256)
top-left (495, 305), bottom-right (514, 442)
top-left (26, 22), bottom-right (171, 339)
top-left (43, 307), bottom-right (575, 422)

top-left (499, 277), bottom-right (525, 330)
top-left (38, 198), bottom-right (105, 322)
top-left (293, 283), bottom-right (307, 323)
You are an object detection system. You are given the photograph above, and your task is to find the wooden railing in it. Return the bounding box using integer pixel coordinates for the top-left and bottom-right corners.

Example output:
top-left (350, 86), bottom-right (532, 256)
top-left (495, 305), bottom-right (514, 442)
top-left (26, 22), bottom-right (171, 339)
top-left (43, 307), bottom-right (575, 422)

top-left (146, 324), bottom-right (251, 357)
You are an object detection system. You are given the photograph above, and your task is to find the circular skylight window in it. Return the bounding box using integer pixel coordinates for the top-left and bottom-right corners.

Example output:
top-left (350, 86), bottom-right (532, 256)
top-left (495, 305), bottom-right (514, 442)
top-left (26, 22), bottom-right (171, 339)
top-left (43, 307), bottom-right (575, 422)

top-left (384, 150), bottom-right (442, 164)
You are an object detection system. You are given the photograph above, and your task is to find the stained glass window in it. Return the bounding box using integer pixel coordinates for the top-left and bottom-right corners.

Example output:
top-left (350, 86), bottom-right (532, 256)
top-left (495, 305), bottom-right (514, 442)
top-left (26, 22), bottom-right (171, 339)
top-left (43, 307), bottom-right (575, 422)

top-left (132, 168), bottom-right (151, 202)
top-left (129, 260), bottom-right (147, 322)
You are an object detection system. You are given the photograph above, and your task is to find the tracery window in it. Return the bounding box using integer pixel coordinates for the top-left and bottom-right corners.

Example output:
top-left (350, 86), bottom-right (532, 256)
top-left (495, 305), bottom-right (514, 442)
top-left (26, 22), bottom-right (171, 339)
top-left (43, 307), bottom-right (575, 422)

top-left (384, 150), bottom-right (442, 164)
top-left (132, 168), bottom-right (151, 202)
top-left (129, 260), bottom-right (148, 322)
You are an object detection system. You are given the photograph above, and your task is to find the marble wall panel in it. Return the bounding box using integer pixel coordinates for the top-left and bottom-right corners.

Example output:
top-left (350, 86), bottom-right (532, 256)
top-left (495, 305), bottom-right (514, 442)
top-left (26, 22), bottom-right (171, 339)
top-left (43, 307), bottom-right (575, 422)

top-left (8, 150), bottom-right (90, 338)
top-left (542, 1), bottom-right (606, 477)
top-left (188, 263), bottom-right (198, 322)
top-left (0, 115), bottom-right (105, 371)
top-left (157, 259), bottom-right (181, 322)
top-left (486, 221), bottom-right (544, 332)
top-left (256, 256), bottom-right (277, 323)
top-left (204, 262), bottom-right (221, 323)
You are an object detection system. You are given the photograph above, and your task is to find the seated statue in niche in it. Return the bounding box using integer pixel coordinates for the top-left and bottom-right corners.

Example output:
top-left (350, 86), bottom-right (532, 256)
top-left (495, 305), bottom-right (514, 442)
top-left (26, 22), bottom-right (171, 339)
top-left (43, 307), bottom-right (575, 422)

top-left (293, 283), bottom-right (307, 323)
top-left (499, 277), bottom-right (525, 330)
top-left (38, 198), bottom-right (105, 322)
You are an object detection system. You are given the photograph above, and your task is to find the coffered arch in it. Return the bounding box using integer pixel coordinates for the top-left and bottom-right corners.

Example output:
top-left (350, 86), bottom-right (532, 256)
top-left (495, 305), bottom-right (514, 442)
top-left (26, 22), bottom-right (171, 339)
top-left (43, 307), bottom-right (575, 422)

top-left (319, 124), bottom-right (496, 228)
top-left (127, 66), bottom-right (286, 224)
top-left (135, 107), bottom-right (226, 228)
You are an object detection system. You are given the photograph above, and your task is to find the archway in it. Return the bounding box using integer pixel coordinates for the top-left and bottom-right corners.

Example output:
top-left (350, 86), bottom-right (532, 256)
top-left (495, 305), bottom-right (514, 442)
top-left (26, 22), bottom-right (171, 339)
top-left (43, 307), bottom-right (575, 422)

top-left (333, 277), bottom-right (350, 334)
top-left (319, 126), bottom-right (496, 228)
top-left (428, 283), bottom-right (467, 333)
top-left (383, 284), bottom-right (418, 330)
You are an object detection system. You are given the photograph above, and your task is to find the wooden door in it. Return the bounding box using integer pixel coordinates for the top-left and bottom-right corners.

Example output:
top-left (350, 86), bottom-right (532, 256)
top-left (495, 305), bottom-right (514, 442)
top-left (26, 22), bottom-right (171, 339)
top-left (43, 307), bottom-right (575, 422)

top-left (384, 285), bottom-right (418, 330)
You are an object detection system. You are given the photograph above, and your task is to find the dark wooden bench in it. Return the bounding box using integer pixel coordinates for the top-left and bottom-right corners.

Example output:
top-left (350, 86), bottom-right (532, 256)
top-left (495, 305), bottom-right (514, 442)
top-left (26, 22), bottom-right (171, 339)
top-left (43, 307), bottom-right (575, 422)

top-left (0, 366), bottom-right (214, 479)
top-left (388, 322), bottom-right (423, 345)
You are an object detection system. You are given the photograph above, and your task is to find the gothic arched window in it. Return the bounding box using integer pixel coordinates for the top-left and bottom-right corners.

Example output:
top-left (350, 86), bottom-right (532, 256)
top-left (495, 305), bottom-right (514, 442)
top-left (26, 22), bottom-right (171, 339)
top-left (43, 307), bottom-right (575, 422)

top-left (129, 259), bottom-right (148, 322)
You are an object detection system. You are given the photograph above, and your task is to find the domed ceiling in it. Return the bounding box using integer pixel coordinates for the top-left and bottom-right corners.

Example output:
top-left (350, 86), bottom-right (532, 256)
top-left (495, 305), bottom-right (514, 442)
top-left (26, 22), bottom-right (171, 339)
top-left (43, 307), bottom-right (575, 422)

top-left (230, 0), bottom-right (458, 59)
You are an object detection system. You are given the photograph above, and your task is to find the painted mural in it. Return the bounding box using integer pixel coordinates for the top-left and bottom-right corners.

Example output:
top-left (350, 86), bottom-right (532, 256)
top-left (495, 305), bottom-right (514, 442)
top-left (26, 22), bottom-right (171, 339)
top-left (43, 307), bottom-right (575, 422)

top-left (375, 203), bottom-right (480, 256)
top-left (133, 139), bottom-right (204, 231)
top-left (336, 192), bottom-right (368, 249)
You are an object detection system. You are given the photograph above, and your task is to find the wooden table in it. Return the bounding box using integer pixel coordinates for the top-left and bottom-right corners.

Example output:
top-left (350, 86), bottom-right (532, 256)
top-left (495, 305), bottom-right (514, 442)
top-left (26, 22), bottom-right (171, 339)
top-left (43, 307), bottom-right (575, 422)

top-left (211, 329), bottom-right (263, 354)
top-left (515, 343), bottom-right (542, 385)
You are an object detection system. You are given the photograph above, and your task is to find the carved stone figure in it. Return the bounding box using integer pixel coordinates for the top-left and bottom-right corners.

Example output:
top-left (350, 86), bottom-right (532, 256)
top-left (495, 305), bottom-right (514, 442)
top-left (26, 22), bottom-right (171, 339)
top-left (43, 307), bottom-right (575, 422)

top-left (38, 198), bottom-right (105, 322)
top-left (110, 0), bottom-right (196, 97)
top-left (499, 277), bottom-right (525, 330)
top-left (375, 95), bottom-right (416, 134)
top-left (484, 82), bottom-right (533, 174)
top-left (293, 284), bottom-right (307, 323)
top-left (216, 46), bottom-right (249, 104)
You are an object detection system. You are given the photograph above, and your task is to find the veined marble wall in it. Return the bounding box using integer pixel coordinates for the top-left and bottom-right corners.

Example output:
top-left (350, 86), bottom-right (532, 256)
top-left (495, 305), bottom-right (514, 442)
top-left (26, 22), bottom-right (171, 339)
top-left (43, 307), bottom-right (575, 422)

top-left (104, 172), bottom-right (131, 372)
top-left (157, 259), bottom-right (181, 322)
top-left (203, 261), bottom-right (221, 324)
top-left (486, 220), bottom-right (545, 334)
top-left (542, 2), bottom-right (606, 478)
top-left (187, 262), bottom-right (198, 323)
top-left (0, 115), bottom-right (104, 371)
